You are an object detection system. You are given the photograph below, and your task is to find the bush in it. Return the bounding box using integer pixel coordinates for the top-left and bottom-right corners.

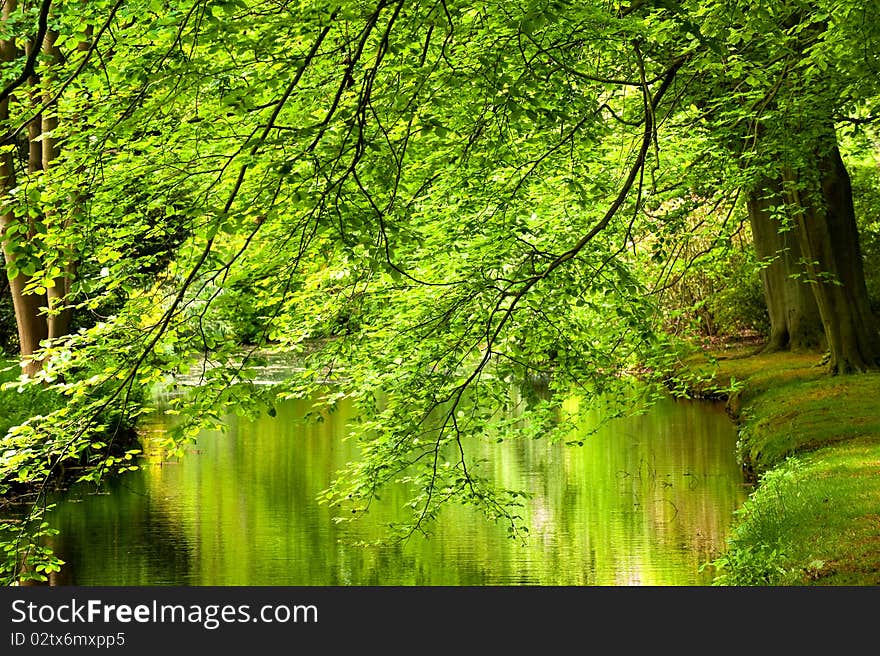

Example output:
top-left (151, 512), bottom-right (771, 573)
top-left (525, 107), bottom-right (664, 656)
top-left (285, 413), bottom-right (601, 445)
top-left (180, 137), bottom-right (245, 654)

top-left (659, 236), bottom-right (769, 342)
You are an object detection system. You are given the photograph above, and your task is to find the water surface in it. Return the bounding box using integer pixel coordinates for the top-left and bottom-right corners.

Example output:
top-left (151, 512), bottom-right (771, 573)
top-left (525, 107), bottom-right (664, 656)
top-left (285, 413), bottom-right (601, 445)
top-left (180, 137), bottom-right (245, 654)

top-left (46, 393), bottom-right (748, 585)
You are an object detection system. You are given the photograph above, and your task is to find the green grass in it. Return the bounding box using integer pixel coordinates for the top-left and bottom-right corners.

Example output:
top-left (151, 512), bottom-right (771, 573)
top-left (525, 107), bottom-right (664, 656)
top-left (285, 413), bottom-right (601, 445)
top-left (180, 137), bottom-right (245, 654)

top-left (682, 347), bottom-right (880, 586)
top-left (737, 374), bottom-right (880, 475)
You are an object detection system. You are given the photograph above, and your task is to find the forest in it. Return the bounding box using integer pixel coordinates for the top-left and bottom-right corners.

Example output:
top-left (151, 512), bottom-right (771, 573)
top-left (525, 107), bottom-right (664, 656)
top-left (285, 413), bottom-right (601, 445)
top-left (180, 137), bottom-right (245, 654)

top-left (1, 0), bottom-right (879, 586)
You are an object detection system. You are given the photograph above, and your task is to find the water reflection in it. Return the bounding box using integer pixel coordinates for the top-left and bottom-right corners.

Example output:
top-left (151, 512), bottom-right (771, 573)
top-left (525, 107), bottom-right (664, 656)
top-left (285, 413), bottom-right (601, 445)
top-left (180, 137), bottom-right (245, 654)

top-left (47, 394), bottom-right (748, 585)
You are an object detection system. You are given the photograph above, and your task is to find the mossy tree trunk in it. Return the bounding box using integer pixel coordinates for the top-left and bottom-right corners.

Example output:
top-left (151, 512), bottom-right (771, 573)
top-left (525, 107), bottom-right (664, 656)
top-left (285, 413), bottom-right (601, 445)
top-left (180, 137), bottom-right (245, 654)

top-left (781, 137), bottom-right (880, 373)
top-left (747, 176), bottom-right (825, 353)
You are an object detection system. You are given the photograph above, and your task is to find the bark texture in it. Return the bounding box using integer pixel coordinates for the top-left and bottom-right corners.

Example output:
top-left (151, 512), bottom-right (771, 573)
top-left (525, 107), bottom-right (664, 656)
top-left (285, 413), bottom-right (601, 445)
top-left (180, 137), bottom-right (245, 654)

top-left (747, 177), bottom-right (825, 352)
top-left (782, 140), bottom-right (880, 373)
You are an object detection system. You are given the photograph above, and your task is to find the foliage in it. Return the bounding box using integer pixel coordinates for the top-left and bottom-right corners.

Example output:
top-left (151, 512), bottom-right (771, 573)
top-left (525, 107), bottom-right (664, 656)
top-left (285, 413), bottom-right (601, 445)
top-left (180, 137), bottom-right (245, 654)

top-left (0, 280), bottom-right (16, 354)
top-left (844, 132), bottom-right (880, 313)
top-left (710, 459), bottom-right (810, 585)
top-left (0, 0), bottom-right (879, 581)
top-left (709, 446), bottom-right (880, 586)
top-left (0, 359), bottom-right (55, 438)
top-left (652, 216), bottom-right (768, 341)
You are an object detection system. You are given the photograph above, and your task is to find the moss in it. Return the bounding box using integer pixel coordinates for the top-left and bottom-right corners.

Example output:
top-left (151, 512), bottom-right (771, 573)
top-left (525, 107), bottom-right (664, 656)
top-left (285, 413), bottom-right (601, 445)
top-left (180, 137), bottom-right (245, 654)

top-left (683, 349), bottom-right (880, 586)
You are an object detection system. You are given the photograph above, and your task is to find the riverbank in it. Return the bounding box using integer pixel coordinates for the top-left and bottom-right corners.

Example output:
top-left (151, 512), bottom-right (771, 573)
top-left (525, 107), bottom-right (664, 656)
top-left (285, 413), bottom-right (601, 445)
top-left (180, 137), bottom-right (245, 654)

top-left (678, 345), bottom-right (880, 585)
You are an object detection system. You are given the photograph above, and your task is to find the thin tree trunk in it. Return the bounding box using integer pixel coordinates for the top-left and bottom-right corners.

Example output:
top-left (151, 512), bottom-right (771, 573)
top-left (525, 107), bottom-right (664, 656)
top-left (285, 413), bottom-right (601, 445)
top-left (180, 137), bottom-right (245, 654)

top-left (23, 38), bottom-right (42, 175)
top-left (41, 28), bottom-right (73, 340)
top-left (0, 1), bottom-right (49, 377)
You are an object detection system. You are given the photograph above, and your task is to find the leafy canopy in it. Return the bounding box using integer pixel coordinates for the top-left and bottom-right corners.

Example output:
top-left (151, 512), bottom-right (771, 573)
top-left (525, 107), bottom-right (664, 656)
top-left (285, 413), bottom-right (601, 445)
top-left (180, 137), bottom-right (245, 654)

top-left (2, 0), bottom-right (880, 580)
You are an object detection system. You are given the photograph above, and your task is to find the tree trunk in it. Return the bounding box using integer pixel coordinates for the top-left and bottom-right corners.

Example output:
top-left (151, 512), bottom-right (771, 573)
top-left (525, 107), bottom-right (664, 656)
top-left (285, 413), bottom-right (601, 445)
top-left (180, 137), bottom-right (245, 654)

top-left (0, 13), bottom-right (78, 375)
top-left (41, 28), bottom-right (73, 340)
top-left (0, 1), bottom-right (49, 377)
top-left (747, 177), bottom-right (825, 352)
top-left (782, 139), bottom-right (880, 373)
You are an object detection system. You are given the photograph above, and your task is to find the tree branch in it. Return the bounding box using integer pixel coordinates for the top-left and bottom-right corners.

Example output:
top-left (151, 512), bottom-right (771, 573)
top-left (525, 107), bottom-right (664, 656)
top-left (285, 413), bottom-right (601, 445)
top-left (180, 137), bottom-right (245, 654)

top-left (0, 0), bottom-right (53, 104)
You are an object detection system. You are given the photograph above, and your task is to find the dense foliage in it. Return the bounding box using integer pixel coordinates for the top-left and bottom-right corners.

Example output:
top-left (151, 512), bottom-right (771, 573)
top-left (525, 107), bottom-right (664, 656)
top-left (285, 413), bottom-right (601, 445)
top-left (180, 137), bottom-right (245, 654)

top-left (1, 0), bottom-right (879, 583)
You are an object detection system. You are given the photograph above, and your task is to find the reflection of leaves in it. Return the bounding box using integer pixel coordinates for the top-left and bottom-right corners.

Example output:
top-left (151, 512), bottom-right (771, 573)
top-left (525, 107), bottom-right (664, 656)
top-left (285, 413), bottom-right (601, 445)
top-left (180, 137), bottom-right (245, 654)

top-left (4, 0), bottom-right (874, 569)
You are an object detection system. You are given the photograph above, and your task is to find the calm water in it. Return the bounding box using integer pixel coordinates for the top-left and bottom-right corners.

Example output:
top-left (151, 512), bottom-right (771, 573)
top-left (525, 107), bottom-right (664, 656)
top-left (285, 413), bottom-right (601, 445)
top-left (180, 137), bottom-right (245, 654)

top-left (45, 393), bottom-right (748, 585)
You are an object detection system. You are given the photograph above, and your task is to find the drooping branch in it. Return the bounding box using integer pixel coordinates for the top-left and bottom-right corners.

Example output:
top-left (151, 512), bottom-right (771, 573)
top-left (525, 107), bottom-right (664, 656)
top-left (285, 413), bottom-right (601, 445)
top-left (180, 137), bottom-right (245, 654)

top-left (6, 11), bottom-right (343, 582)
top-left (0, 0), bottom-right (53, 105)
top-left (403, 47), bottom-right (685, 535)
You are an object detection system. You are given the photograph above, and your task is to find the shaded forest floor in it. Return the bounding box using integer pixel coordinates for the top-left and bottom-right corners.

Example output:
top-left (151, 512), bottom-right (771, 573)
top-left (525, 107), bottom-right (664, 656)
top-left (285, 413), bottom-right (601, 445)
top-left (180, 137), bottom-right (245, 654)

top-left (679, 344), bottom-right (880, 585)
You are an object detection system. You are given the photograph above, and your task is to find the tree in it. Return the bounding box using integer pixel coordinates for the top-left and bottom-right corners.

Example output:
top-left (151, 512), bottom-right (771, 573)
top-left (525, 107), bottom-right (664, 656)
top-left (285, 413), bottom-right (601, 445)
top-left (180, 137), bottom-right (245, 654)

top-left (746, 178), bottom-right (825, 353)
top-left (782, 134), bottom-right (880, 371)
top-left (2, 0), bottom-right (880, 581)
top-left (680, 0), bottom-right (880, 371)
top-left (0, 0), bottom-right (49, 376)
top-left (0, 0), bottom-right (92, 376)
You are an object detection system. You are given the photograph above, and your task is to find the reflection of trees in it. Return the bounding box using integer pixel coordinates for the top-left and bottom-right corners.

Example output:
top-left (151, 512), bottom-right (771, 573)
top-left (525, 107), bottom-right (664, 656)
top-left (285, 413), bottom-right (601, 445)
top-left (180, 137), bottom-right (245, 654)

top-left (48, 475), bottom-right (193, 585)
top-left (47, 393), bottom-right (747, 585)
top-left (473, 395), bottom-right (749, 585)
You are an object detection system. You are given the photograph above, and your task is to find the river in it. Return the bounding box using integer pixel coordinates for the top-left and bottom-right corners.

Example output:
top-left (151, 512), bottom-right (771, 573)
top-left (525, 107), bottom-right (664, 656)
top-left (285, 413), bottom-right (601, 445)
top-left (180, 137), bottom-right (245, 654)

top-left (44, 391), bottom-right (749, 585)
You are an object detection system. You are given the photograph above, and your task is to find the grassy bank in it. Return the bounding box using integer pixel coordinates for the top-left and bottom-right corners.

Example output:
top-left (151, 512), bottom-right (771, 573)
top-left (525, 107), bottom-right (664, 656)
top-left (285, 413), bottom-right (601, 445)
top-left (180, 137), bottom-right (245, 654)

top-left (679, 346), bottom-right (880, 585)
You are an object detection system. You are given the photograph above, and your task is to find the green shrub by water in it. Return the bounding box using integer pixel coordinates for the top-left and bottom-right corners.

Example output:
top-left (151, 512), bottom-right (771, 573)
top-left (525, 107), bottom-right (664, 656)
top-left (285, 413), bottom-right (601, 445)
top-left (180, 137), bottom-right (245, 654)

top-left (710, 458), bottom-right (817, 585)
top-left (709, 448), bottom-right (880, 586)
top-left (682, 350), bottom-right (880, 586)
